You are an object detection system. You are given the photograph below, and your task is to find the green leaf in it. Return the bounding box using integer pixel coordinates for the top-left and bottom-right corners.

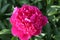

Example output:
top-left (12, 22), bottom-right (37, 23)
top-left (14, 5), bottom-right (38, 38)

top-left (11, 37), bottom-right (18, 40)
top-left (19, 0), bottom-right (29, 5)
top-left (0, 21), bottom-right (5, 29)
top-left (48, 15), bottom-right (59, 35)
top-left (47, 0), bottom-right (54, 6)
top-left (34, 0), bottom-right (42, 3)
top-left (51, 5), bottom-right (60, 8)
top-left (47, 8), bottom-right (58, 16)
top-left (37, 3), bottom-right (42, 9)
top-left (45, 23), bottom-right (51, 40)
top-left (0, 34), bottom-right (12, 40)
top-left (55, 33), bottom-right (60, 40)
top-left (58, 0), bottom-right (60, 5)
top-left (1, 4), bottom-right (10, 14)
top-left (0, 0), bottom-right (2, 9)
top-left (11, 0), bottom-right (15, 4)
top-left (0, 29), bottom-right (11, 35)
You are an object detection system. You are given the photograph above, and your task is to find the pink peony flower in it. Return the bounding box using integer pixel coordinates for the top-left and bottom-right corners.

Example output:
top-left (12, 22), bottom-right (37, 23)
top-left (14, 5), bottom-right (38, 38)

top-left (10, 4), bottom-right (48, 40)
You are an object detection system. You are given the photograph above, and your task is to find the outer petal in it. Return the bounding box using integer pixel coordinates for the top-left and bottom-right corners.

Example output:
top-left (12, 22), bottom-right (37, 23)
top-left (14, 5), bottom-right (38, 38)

top-left (10, 7), bottom-right (19, 26)
top-left (19, 33), bottom-right (31, 40)
top-left (11, 26), bottom-right (17, 36)
top-left (42, 16), bottom-right (48, 26)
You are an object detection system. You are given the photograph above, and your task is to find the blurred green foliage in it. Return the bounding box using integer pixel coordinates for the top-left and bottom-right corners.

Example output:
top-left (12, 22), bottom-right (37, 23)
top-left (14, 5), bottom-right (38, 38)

top-left (0, 0), bottom-right (60, 40)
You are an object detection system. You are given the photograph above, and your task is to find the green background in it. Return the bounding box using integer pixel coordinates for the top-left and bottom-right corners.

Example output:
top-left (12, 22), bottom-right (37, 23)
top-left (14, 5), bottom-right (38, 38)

top-left (0, 0), bottom-right (60, 40)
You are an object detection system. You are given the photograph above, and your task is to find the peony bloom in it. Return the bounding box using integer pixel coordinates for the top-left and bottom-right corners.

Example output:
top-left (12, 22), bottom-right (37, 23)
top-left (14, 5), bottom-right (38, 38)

top-left (10, 4), bottom-right (48, 40)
